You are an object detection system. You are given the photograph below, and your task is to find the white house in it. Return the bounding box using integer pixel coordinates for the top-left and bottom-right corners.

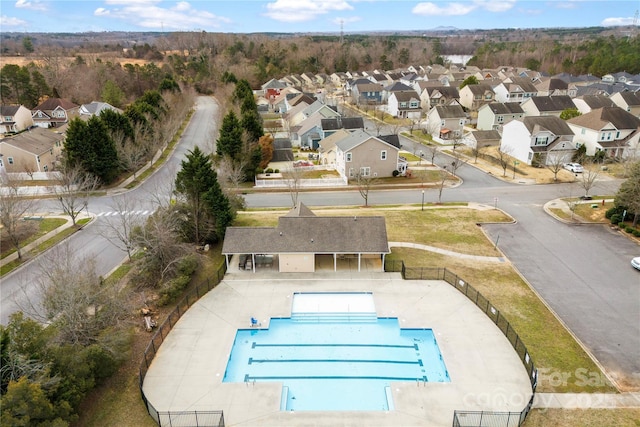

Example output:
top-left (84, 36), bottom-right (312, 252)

top-left (387, 92), bottom-right (421, 119)
top-left (0, 105), bottom-right (34, 134)
top-left (520, 95), bottom-right (577, 117)
top-left (493, 77), bottom-right (538, 104)
top-left (572, 95), bottom-right (615, 115)
top-left (476, 102), bottom-right (525, 131)
top-left (500, 116), bottom-right (576, 166)
top-left (567, 106), bottom-right (640, 159)
top-left (609, 91), bottom-right (640, 118)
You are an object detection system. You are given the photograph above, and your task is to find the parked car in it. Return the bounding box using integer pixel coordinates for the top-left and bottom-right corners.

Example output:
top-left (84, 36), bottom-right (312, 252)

top-left (632, 257), bottom-right (640, 271)
top-left (563, 163), bottom-right (584, 173)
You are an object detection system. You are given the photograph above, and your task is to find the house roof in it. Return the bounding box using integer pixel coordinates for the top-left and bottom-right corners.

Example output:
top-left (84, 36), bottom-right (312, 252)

top-left (435, 104), bottom-right (466, 118)
top-left (580, 95), bottom-right (615, 109)
top-left (384, 82), bottom-right (414, 92)
top-left (377, 134), bottom-right (401, 148)
top-left (425, 86), bottom-right (460, 98)
top-left (617, 91), bottom-right (640, 106)
top-left (535, 77), bottom-right (569, 92)
top-left (486, 102), bottom-right (524, 115)
top-left (355, 83), bottom-right (383, 93)
top-left (465, 84), bottom-right (495, 95)
top-left (321, 117), bottom-right (365, 131)
top-left (568, 106), bottom-right (640, 130)
top-left (471, 130), bottom-right (501, 142)
top-left (507, 77), bottom-right (538, 93)
top-left (523, 116), bottom-right (574, 136)
top-left (335, 129), bottom-right (398, 152)
top-left (528, 95), bottom-right (576, 112)
top-left (33, 97), bottom-right (78, 111)
top-left (261, 78), bottom-right (287, 90)
top-left (318, 129), bottom-right (351, 152)
top-left (221, 203), bottom-right (389, 255)
top-left (80, 101), bottom-right (122, 116)
top-left (0, 127), bottom-right (64, 155)
top-left (0, 105), bottom-right (21, 116)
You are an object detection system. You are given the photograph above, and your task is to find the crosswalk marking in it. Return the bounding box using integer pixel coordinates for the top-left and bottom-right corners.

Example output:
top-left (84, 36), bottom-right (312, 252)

top-left (96, 210), bottom-right (151, 217)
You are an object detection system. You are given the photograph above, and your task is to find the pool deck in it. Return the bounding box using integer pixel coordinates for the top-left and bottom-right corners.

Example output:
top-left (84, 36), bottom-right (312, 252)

top-left (142, 269), bottom-right (533, 426)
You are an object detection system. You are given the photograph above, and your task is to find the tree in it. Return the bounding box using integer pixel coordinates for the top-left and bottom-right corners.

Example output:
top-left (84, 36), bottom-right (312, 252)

top-left (50, 165), bottom-right (99, 226)
top-left (216, 111), bottom-right (243, 161)
top-left (257, 134), bottom-right (274, 169)
top-left (353, 167), bottom-right (378, 207)
top-left (436, 166), bottom-right (450, 204)
top-left (579, 162), bottom-right (600, 198)
top-left (0, 180), bottom-right (37, 260)
top-left (1, 377), bottom-right (69, 427)
top-left (175, 146), bottom-right (215, 244)
top-left (614, 160), bottom-right (640, 226)
top-left (545, 152), bottom-right (569, 182)
top-left (101, 80), bottom-right (126, 109)
top-left (560, 108), bottom-right (581, 120)
top-left (98, 194), bottom-right (146, 261)
top-left (459, 76), bottom-right (479, 89)
top-left (64, 117), bottom-right (119, 185)
top-left (448, 152), bottom-right (466, 177)
top-left (496, 145), bottom-right (515, 177)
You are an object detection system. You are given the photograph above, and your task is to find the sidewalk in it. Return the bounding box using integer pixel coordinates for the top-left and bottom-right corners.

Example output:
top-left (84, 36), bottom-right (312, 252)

top-left (534, 392), bottom-right (640, 409)
top-left (0, 212), bottom-right (91, 269)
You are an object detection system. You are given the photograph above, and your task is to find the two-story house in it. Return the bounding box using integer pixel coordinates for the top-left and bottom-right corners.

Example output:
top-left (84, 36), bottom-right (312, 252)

top-left (387, 92), bottom-right (422, 119)
top-left (520, 95), bottom-right (577, 117)
top-left (533, 77), bottom-right (577, 97)
top-left (321, 117), bottom-right (365, 138)
top-left (261, 78), bottom-right (288, 102)
top-left (79, 101), bottom-right (122, 117)
top-left (31, 98), bottom-right (79, 128)
top-left (500, 116), bottom-right (577, 166)
top-left (0, 126), bottom-right (65, 173)
top-left (493, 77), bottom-right (538, 104)
top-left (609, 91), bottom-right (640, 118)
top-left (334, 129), bottom-right (405, 180)
top-left (351, 82), bottom-right (384, 105)
top-left (458, 84), bottom-right (495, 112)
top-left (425, 104), bottom-right (467, 141)
top-left (0, 105), bottom-right (34, 134)
top-left (567, 106), bottom-right (640, 159)
top-left (476, 102), bottom-right (525, 131)
top-left (418, 85), bottom-right (460, 112)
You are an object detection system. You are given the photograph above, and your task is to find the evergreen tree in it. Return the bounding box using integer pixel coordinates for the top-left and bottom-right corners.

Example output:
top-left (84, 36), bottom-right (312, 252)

top-left (614, 161), bottom-right (640, 226)
top-left (99, 109), bottom-right (134, 143)
top-left (216, 111), bottom-right (243, 160)
top-left (101, 80), bottom-right (126, 108)
top-left (241, 108), bottom-right (264, 143)
top-left (64, 117), bottom-right (119, 184)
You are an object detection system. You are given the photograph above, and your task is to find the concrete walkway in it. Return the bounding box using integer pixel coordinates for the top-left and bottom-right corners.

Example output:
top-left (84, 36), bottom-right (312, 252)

top-left (389, 241), bottom-right (506, 263)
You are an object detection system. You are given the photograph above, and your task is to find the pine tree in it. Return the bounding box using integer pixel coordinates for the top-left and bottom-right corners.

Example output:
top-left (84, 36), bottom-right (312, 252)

top-left (216, 111), bottom-right (243, 160)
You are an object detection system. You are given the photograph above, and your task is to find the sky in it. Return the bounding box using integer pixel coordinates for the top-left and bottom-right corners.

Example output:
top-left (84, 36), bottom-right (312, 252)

top-left (1, 0), bottom-right (639, 34)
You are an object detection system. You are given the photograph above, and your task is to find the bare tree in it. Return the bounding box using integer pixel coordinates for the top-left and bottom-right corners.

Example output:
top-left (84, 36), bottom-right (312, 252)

top-left (353, 166), bottom-right (378, 207)
top-left (545, 152), bottom-right (569, 182)
top-left (18, 242), bottom-right (132, 346)
top-left (497, 145), bottom-right (515, 177)
top-left (372, 108), bottom-right (386, 136)
top-left (98, 194), bottom-right (146, 261)
top-left (579, 162), bottom-right (600, 198)
top-left (0, 180), bottom-right (37, 260)
top-left (216, 155), bottom-right (247, 192)
top-left (284, 165), bottom-right (306, 207)
top-left (436, 167), bottom-right (450, 204)
top-left (447, 152), bottom-right (466, 177)
top-left (50, 165), bottom-right (99, 226)
top-left (423, 143), bottom-right (439, 165)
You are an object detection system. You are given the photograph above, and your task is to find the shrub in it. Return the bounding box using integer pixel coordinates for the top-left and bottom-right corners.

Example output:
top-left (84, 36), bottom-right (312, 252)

top-left (633, 230), bottom-right (640, 237)
top-left (265, 168), bottom-right (274, 174)
top-left (256, 168), bottom-right (264, 174)
top-left (610, 214), bottom-right (621, 224)
top-left (605, 206), bottom-right (621, 219)
top-left (625, 226), bottom-right (634, 234)
top-left (274, 169), bottom-right (279, 173)
top-left (158, 275), bottom-right (191, 306)
top-left (392, 170), bottom-right (400, 177)
top-left (618, 221), bottom-right (626, 228)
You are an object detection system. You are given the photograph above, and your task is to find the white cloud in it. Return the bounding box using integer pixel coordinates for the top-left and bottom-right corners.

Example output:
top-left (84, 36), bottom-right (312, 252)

top-left (601, 17), bottom-right (636, 27)
top-left (476, 0), bottom-right (515, 13)
top-left (14, 0), bottom-right (47, 12)
top-left (264, 0), bottom-right (354, 23)
top-left (1, 15), bottom-right (28, 27)
top-left (412, 2), bottom-right (477, 17)
top-left (93, 1), bottom-right (231, 30)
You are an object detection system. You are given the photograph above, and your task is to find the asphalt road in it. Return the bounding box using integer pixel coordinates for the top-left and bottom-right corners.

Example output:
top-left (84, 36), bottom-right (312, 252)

top-left (1, 96), bottom-right (638, 390)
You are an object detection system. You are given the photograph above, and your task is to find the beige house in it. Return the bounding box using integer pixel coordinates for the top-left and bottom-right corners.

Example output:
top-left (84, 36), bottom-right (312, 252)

top-left (0, 127), bottom-right (64, 173)
top-left (425, 104), bottom-right (467, 140)
top-left (459, 84), bottom-right (495, 112)
top-left (221, 203), bottom-right (389, 273)
top-left (334, 129), bottom-right (405, 180)
top-left (1, 105), bottom-right (34, 134)
top-left (317, 129), bottom-right (351, 166)
top-left (31, 97), bottom-right (79, 128)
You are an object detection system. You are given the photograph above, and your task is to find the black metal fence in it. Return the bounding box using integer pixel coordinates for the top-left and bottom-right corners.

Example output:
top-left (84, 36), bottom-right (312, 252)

top-left (384, 261), bottom-right (537, 427)
top-left (139, 264), bottom-right (227, 427)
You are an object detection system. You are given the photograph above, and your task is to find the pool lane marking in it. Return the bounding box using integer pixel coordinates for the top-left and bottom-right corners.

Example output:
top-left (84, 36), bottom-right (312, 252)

top-left (251, 343), bottom-right (419, 350)
top-left (249, 357), bottom-right (423, 365)
top-left (244, 375), bottom-right (430, 382)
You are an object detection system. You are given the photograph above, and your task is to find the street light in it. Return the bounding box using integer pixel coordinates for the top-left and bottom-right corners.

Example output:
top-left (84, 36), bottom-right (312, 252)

top-left (421, 190), bottom-right (425, 211)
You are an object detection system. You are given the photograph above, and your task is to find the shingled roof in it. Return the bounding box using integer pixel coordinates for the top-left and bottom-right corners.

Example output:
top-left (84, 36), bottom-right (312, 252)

top-left (568, 106), bottom-right (640, 130)
top-left (523, 116), bottom-right (574, 136)
top-left (221, 203), bottom-right (389, 255)
top-left (529, 95), bottom-right (576, 112)
top-left (487, 102), bottom-right (524, 115)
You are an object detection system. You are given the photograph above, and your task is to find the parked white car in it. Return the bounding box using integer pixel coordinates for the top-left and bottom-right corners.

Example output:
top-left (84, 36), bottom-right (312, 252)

top-left (563, 163), bottom-right (584, 173)
top-left (632, 257), bottom-right (640, 271)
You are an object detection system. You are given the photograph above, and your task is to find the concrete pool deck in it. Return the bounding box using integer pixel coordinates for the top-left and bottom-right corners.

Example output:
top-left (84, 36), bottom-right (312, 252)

top-left (142, 271), bottom-right (533, 426)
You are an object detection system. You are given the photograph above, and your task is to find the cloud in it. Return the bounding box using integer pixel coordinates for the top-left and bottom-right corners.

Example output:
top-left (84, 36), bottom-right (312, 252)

top-left (412, 2), bottom-right (477, 17)
top-left (601, 17), bottom-right (636, 27)
top-left (413, 0), bottom-right (515, 17)
top-left (0, 15), bottom-right (28, 27)
top-left (264, 0), bottom-right (354, 23)
top-left (93, 0), bottom-right (231, 30)
top-left (14, 0), bottom-right (47, 12)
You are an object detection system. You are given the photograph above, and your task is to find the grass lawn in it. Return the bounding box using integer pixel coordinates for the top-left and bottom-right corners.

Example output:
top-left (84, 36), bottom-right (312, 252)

top-left (524, 408), bottom-right (640, 427)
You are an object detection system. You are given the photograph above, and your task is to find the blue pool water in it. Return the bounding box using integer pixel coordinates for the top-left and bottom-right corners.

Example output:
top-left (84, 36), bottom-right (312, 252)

top-left (223, 317), bottom-right (449, 411)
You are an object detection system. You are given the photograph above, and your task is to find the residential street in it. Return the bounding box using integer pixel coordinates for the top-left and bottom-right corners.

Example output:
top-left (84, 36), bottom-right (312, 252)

top-left (1, 96), bottom-right (638, 391)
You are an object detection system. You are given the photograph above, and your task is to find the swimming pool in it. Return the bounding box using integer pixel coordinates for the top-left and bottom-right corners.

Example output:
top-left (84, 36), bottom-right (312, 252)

top-left (223, 294), bottom-right (449, 411)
